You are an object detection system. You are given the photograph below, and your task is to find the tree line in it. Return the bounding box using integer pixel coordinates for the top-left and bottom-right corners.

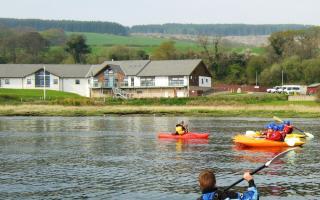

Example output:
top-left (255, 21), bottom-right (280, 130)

top-left (131, 23), bottom-right (310, 36)
top-left (1, 18), bottom-right (311, 36)
top-left (0, 18), bottom-right (129, 36)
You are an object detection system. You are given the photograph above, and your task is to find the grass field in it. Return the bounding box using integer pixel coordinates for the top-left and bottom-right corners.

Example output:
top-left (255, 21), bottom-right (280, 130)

top-left (67, 32), bottom-right (265, 55)
top-left (0, 89), bottom-right (82, 103)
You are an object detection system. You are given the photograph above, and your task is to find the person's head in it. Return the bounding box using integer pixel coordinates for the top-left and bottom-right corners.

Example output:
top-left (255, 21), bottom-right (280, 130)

top-left (284, 120), bottom-right (291, 125)
top-left (198, 169), bottom-right (216, 192)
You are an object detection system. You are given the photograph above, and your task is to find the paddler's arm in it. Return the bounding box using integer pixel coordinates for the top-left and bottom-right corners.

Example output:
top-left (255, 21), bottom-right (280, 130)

top-left (220, 172), bottom-right (258, 200)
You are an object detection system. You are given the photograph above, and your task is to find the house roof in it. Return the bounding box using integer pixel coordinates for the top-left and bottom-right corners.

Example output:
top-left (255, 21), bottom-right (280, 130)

top-left (308, 83), bottom-right (320, 88)
top-left (137, 59), bottom-right (204, 76)
top-left (0, 64), bottom-right (92, 78)
top-left (101, 60), bottom-right (150, 76)
top-left (0, 59), bottom-right (209, 78)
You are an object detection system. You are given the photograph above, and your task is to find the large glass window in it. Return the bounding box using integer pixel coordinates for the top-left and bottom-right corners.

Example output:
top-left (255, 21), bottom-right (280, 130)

top-left (35, 70), bottom-right (50, 87)
top-left (104, 69), bottom-right (114, 88)
top-left (140, 77), bottom-right (155, 87)
top-left (169, 76), bottom-right (184, 86)
top-left (123, 77), bottom-right (129, 87)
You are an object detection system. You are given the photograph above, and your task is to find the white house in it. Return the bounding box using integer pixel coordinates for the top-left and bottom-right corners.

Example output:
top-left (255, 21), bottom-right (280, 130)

top-left (0, 60), bottom-right (212, 98)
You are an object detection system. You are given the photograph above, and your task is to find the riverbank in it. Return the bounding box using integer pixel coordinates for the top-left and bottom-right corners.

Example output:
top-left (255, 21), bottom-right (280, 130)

top-left (1, 104), bottom-right (320, 117)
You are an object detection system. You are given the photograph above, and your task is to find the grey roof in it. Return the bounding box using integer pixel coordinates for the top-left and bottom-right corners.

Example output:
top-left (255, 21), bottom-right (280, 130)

top-left (101, 60), bottom-right (150, 76)
top-left (0, 59), bottom-right (207, 78)
top-left (137, 59), bottom-right (203, 76)
top-left (0, 64), bottom-right (92, 78)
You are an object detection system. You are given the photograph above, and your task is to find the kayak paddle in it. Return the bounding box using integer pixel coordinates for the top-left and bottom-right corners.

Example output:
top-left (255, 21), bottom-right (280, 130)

top-left (273, 116), bottom-right (314, 139)
top-left (224, 147), bottom-right (299, 191)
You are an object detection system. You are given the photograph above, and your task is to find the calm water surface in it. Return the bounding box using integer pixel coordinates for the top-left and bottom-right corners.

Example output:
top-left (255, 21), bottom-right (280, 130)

top-left (0, 116), bottom-right (319, 200)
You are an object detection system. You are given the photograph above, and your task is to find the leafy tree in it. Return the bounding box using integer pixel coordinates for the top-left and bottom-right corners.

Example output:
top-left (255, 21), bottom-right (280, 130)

top-left (43, 47), bottom-right (68, 64)
top-left (302, 58), bottom-right (320, 84)
top-left (41, 29), bottom-right (67, 45)
top-left (152, 41), bottom-right (177, 60)
top-left (65, 34), bottom-right (91, 63)
top-left (225, 64), bottom-right (246, 84)
top-left (108, 45), bottom-right (148, 61)
top-left (18, 32), bottom-right (49, 63)
top-left (246, 56), bottom-right (268, 84)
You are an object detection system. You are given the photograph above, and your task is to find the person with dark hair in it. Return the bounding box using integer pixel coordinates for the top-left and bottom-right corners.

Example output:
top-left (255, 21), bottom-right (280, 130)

top-left (197, 169), bottom-right (258, 200)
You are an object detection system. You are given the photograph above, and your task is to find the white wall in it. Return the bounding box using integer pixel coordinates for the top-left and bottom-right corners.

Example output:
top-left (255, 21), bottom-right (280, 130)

top-left (199, 76), bottom-right (212, 87)
top-left (155, 76), bottom-right (168, 87)
top-left (23, 74), bottom-right (35, 89)
top-left (50, 74), bottom-right (60, 91)
top-left (62, 78), bottom-right (90, 97)
top-left (0, 78), bottom-right (23, 89)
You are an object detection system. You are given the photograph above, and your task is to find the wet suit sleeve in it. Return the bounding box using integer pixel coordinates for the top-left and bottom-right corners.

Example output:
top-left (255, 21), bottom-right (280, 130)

top-left (218, 180), bottom-right (259, 200)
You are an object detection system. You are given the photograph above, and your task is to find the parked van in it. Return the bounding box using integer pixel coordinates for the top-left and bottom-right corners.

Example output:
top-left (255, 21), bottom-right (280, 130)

top-left (282, 85), bottom-right (306, 95)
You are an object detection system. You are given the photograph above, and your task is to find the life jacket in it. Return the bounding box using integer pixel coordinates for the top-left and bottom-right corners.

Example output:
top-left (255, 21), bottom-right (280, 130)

top-left (267, 131), bottom-right (284, 141)
top-left (200, 192), bottom-right (217, 200)
top-left (175, 124), bottom-right (185, 135)
top-left (283, 125), bottom-right (293, 134)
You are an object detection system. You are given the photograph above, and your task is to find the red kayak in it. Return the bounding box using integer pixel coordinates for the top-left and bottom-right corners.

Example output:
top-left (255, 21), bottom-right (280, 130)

top-left (158, 132), bottom-right (209, 139)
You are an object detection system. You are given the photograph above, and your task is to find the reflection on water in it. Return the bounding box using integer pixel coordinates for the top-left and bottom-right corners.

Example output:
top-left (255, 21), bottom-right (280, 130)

top-left (0, 116), bottom-right (319, 200)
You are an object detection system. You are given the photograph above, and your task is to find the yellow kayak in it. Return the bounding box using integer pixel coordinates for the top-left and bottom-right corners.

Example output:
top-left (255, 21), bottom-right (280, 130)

top-left (233, 134), bottom-right (305, 147)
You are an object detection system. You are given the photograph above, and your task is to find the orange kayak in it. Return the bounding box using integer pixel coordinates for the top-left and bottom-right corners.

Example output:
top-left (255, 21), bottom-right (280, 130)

top-left (233, 134), bottom-right (305, 147)
top-left (158, 132), bottom-right (209, 139)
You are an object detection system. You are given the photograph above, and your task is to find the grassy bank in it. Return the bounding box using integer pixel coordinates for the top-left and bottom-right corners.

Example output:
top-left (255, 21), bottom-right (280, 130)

top-left (1, 89), bottom-right (319, 117)
top-left (1, 104), bottom-right (320, 118)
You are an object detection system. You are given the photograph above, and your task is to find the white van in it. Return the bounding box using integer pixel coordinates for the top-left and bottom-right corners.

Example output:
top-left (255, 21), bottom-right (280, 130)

top-left (282, 85), bottom-right (306, 95)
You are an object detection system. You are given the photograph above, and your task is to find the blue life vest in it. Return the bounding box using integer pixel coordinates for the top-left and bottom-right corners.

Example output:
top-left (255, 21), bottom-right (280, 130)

top-left (201, 192), bottom-right (216, 200)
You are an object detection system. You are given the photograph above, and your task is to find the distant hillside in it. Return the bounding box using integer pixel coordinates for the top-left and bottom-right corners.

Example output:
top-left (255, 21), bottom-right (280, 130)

top-left (0, 18), bottom-right (312, 37)
top-left (131, 23), bottom-right (311, 36)
top-left (0, 18), bottom-right (129, 36)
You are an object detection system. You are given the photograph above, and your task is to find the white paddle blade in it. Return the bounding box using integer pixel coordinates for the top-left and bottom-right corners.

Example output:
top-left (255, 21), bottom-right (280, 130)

top-left (285, 138), bottom-right (299, 147)
top-left (305, 132), bottom-right (314, 139)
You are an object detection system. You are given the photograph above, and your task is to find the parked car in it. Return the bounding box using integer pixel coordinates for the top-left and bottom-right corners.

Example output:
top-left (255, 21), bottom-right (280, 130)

top-left (267, 86), bottom-right (282, 93)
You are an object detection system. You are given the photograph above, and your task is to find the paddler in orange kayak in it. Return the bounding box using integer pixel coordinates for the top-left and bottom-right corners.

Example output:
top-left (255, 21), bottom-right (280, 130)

top-left (175, 121), bottom-right (188, 135)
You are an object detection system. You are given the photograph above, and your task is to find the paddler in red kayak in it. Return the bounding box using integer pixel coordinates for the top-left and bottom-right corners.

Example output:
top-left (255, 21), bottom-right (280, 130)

top-left (175, 121), bottom-right (188, 135)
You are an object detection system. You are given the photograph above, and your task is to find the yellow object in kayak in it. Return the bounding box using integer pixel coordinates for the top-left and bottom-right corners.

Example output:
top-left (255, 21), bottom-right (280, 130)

top-left (175, 126), bottom-right (185, 135)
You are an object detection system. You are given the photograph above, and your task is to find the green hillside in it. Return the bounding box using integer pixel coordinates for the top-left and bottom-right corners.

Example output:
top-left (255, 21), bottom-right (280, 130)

top-left (67, 32), bottom-right (264, 54)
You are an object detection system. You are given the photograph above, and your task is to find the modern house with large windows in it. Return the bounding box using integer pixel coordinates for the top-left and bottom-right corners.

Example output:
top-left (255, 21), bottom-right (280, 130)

top-left (0, 59), bottom-right (212, 98)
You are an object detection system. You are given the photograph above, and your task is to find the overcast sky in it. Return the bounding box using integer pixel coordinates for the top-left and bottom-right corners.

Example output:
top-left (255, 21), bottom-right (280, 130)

top-left (0, 0), bottom-right (319, 26)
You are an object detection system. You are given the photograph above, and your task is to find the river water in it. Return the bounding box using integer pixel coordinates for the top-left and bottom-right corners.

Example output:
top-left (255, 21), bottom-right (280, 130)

top-left (0, 116), bottom-right (319, 200)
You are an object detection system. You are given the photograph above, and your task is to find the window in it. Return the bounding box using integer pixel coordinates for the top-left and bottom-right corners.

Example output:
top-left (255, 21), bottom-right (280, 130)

top-left (206, 79), bottom-right (208, 83)
top-left (123, 77), bottom-right (129, 87)
top-left (201, 79), bottom-right (204, 84)
top-left (140, 77), bottom-right (155, 87)
top-left (169, 76), bottom-right (184, 86)
top-left (53, 79), bottom-right (58, 85)
top-left (75, 80), bottom-right (80, 85)
top-left (35, 69), bottom-right (50, 87)
top-left (131, 77), bottom-right (134, 87)
top-left (104, 69), bottom-right (114, 88)
top-left (5, 79), bottom-right (10, 84)
top-left (27, 79), bottom-right (31, 85)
